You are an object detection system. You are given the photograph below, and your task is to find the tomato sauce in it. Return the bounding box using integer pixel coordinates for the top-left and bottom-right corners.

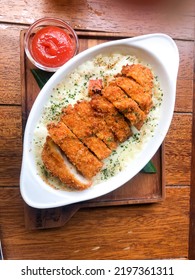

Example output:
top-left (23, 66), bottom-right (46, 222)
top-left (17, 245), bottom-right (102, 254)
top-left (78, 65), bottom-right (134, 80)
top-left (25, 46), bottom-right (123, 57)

top-left (31, 26), bottom-right (75, 68)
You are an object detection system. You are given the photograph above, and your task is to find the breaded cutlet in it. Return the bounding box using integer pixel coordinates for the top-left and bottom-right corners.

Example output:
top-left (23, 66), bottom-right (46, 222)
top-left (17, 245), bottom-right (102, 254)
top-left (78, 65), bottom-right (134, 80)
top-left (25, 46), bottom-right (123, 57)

top-left (121, 64), bottom-right (153, 95)
top-left (115, 76), bottom-right (153, 113)
top-left (47, 122), bottom-right (103, 179)
top-left (102, 83), bottom-right (146, 130)
top-left (61, 105), bottom-right (111, 160)
top-left (90, 94), bottom-right (132, 142)
top-left (74, 101), bottom-right (118, 150)
top-left (42, 136), bottom-right (92, 190)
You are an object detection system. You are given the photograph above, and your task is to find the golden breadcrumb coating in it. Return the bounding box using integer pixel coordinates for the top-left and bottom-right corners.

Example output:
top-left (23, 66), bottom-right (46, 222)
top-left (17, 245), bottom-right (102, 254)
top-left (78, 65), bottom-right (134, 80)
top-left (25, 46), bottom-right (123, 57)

top-left (74, 101), bottom-right (118, 150)
top-left (61, 105), bottom-right (111, 160)
top-left (121, 64), bottom-right (153, 95)
top-left (115, 76), bottom-right (153, 113)
top-left (102, 82), bottom-right (146, 129)
top-left (90, 94), bottom-right (132, 142)
top-left (47, 122), bottom-right (103, 179)
top-left (42, 136), bottom-right (92, 190)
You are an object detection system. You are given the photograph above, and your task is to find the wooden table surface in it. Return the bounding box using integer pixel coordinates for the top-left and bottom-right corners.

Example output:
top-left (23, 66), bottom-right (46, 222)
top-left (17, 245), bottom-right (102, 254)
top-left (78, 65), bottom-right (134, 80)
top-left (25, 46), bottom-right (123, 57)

top-left (0, 0), bottom-right (194, 260)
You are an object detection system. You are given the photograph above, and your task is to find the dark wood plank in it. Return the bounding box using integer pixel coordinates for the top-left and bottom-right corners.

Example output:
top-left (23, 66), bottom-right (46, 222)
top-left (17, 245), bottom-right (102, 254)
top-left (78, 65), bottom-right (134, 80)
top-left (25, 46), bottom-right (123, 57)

top-left (0, 156), bottom-right (21, 186)
top-left (165, 113), bottom-right (192, 186)
top-left (0, 24), bottom-right (24, 105)
top-left (24, 203), bottom-right (80, 230)
top-left (179, 0), bottom-right (195, 16)
top-left (0, 0), bottom-right (194, 40)
top-left (0, 106), bottom-right (22, 157)
top-left (176, 40), bottom-right (194, 80)
top-left (175, 79), bottom-right (193, 112)
top-left (189, 48), bottom-right (195, 260)
top-left (0, 187), bottom-right (189, 260)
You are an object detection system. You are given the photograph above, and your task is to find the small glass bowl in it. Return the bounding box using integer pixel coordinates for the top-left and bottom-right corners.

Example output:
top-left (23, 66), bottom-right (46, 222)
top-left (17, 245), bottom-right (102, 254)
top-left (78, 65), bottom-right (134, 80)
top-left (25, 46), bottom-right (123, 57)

top-left (24, 17), bottom-right (79, 72)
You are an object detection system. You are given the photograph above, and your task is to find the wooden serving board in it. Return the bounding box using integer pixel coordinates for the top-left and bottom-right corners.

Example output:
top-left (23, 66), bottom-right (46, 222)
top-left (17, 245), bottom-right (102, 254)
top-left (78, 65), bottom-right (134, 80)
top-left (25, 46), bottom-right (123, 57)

top-left (20, 30), bottom-right (165, 230)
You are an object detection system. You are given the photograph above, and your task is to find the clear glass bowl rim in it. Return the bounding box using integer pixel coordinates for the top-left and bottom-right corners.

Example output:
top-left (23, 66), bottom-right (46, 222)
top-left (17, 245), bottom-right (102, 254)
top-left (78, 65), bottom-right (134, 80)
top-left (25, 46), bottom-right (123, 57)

top-left (24, 17), bottom-right (79, 72)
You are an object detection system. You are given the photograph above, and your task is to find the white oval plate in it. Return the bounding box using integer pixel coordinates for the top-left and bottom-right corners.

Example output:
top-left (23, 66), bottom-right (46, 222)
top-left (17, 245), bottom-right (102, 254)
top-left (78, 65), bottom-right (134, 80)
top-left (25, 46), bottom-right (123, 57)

top-left (20, 33), bottom-right (179, 209)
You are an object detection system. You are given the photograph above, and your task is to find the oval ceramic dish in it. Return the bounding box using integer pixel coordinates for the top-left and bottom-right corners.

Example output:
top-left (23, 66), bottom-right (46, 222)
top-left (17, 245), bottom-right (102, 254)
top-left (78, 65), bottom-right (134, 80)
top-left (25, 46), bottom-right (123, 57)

top-left (20, 33), bottom-right (179, 209)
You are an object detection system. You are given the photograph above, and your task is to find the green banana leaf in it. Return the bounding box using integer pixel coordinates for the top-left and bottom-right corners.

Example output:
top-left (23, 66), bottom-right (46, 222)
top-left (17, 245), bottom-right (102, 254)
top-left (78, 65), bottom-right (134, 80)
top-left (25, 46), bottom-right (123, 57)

top-left (31, 69), bottom-right (53, 89)
top-left (141, 160), bottom-right (157, 173)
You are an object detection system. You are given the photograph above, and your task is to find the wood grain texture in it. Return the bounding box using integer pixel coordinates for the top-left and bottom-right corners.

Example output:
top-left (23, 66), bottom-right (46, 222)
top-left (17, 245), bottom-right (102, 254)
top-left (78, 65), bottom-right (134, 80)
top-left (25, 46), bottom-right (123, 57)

top-left (0, 0), bottom-right (194, 260)
top-left (176, 40), bottom-right (194, 80)
top-left (0, 187), bottom-right (189, 260)
top-left (165, 113), bottom-right (192, 186)
top-left (175, 79), bottom-right (193, 112)
top-left (0, 106), bottom-right (22, 156)
top-left (0, 24), bottom-right (24, 105)
top-left (0, 0), bottom-right (194, 40)
top-left (0, 156), bottom-right (21, 186)
top-left (189, 50), bottom-right (195, 260)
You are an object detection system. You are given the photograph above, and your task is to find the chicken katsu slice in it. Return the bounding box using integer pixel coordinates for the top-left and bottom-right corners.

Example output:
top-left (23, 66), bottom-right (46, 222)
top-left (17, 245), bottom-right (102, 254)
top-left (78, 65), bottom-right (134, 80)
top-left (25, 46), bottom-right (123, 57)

top-left (42, 136), bottom-right (92, 190)
top-left (102, 83), bottom-right (146, 129)
top-left (74, 101), bottom-right (118, 150)
top-left (88, 79), bottom-right (103, 96)
top-left (95, 129), bottom-right (118, 151)
top-left (61, 105), bottom-right (111, 160)
top-left (90, 94), bottom-right (132, 142)
top-left (47, 122), bottom-right (103, 179)
top-left (115, 76), bottom-right (153, 113)
top-left (121, 64), bottom-right (154, 94)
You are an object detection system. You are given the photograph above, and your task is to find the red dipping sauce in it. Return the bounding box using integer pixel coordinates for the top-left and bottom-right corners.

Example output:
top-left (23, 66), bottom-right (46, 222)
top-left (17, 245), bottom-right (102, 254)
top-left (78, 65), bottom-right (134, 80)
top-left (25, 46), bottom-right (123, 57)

top-left (31, 26), bottom-right (75, 68)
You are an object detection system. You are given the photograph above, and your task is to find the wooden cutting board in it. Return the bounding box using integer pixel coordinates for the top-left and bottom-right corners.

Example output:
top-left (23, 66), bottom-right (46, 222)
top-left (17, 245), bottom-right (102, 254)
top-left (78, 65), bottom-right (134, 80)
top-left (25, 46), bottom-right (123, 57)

top-left (20, 30), bottom-right (165, 230)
